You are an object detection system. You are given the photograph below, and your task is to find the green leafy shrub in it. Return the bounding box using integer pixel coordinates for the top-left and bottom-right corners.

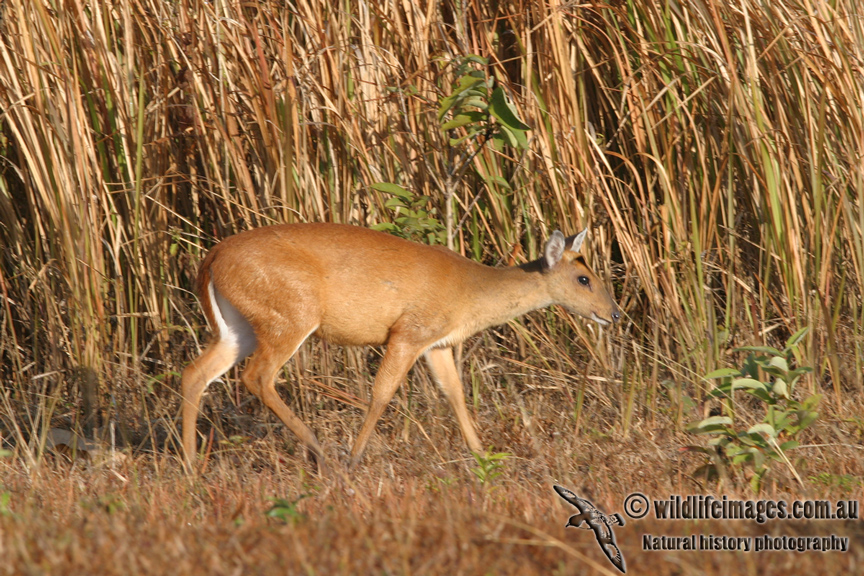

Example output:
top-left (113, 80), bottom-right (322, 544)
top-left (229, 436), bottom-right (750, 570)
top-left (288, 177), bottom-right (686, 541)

top-left (370, 182), bottom-right (446, 244)
top-left (470, 448), bottom-right (510, 486)
top-left (437, 55), bottom-right (530, 151)
top-left (265, 495), bottom-right (308, 525)
top-left (687, 328), bottom-right (819, 493)
top-left (372, 54), bottom-right (530, 247)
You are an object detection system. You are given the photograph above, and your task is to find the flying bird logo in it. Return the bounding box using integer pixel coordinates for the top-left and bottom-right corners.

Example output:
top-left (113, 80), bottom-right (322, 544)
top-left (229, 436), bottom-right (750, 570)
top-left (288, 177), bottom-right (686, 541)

top-left (553, 485), bottom-right (626, 573)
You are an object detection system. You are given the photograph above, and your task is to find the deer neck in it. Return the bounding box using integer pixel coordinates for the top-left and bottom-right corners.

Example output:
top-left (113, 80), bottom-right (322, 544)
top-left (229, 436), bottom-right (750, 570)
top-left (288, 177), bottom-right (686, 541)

top-left (466, 259), bottom-right (552, 332)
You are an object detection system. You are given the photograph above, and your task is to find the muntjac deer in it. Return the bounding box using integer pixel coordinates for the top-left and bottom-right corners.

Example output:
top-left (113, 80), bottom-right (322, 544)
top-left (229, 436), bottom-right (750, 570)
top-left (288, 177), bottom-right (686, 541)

top-left (181, 223), bottom-right (619, 471)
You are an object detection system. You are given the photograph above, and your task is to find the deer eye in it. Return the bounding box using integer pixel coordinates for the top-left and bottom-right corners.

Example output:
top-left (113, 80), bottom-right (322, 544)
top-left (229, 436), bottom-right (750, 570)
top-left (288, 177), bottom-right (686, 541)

top-left (578, 275), bottom-right (590, 286)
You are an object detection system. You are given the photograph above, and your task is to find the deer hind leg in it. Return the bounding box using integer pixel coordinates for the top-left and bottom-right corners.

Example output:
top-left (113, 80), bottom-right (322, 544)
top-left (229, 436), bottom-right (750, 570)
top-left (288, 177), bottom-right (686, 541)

top-left (181, 341), bottom-right (243, 470)
top-left (240, 328), bottom-right (325, 470)
top-left (182, 282), bottom-right (257, 472)
top-left (350, 340), bottom-right (420, 466)
top-left (424, 346), bottom-right (483, 453)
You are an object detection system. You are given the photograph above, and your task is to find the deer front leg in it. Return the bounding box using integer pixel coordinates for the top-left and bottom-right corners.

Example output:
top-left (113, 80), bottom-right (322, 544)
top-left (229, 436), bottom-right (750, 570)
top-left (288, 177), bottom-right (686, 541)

top-left (350, 340), bottom-right (419, 466)
top-left (424, 346), bottom-right (483, 453)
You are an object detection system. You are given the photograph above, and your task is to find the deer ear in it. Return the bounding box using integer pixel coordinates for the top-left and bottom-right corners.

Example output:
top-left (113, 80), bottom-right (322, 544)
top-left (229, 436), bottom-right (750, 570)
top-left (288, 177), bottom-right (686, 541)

top-left (544, 230), bottom-right (566, 268)
top-left (569, 228), bottom-right (588, 253)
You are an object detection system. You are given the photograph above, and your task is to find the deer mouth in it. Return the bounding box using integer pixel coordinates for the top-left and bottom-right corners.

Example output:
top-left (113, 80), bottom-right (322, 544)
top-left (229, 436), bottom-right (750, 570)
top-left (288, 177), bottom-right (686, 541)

top-left (590, 312), bottom-right (611, 326)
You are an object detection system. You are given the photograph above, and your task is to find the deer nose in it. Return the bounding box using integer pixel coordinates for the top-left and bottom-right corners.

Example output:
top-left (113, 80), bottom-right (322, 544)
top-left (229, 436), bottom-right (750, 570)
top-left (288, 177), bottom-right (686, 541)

top-left (612, 310), bottom-right (621, 323)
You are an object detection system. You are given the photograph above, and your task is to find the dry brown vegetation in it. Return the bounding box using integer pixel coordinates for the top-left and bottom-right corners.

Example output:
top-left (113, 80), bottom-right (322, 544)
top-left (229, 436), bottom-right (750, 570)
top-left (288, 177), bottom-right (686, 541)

top-left (1, 0), bottom-right (863, 573)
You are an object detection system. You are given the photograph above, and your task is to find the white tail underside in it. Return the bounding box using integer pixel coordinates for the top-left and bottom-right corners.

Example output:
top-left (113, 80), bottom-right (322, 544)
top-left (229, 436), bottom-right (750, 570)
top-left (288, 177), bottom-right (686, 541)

top-left (208, 279), bottom-right (258, 364)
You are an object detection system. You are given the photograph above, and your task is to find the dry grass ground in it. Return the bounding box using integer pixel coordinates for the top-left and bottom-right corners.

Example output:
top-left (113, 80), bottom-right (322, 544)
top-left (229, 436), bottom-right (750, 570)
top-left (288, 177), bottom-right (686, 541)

top-left (2, 426), bottom-right (863, 575)
top-left (3, 343), bottom-right (864, 574)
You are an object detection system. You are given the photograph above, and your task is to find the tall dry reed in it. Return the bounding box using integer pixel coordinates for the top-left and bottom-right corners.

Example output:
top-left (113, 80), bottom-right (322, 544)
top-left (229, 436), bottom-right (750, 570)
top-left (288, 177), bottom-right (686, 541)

top-left (0, 0), bottom-right (861, 454)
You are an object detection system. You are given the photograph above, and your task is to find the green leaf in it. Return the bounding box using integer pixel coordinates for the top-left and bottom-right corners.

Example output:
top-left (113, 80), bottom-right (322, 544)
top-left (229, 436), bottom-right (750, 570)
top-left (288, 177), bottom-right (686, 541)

top-left (771, 379), bottom-right (788, 399)
top-left (488, 86), bottom-right (530, 131)
top-left (797, 411), bottom-right (819, 430)
top-left (689, 416), bottom-right (733, 435)
top-left (707, 436), bottom-right (730, 447)
top-left (741, 354), bottom-right (760, 379)
top-left (768, 356), bottom-right (789, 372)
top-left (438, 80), bottom-right (487, 121)
top-left (788, 367), bottom-right (814, 379)
top-left (496, 123), bottom-right (517, 147)
top-left (760, 365), bottom-right (788, 379)
top-left (461, 54), bottom-right (488, 66)
top-left (695, 415), bottom-right (733, 427)
top-left (750, 472), bottom-right (763, 494)
top-left (441, 111), bottom-right (487, 131)
top-left (265, 495), bottom-right (308, 525)
top-left (704, 368), bottom-right (741, 380)
top-left (371, 182), bottom-right (413, 199)
top-left (438, 94), bottom-right (459, 120)
top-left (498, 124), bottom-right (528, 149)
top-left (731, 378), bottom-right (767, 391)
top-left (779, 440), bottom-right (800, 451)
top-left (453, 75), bottom-right (485, 97)
top-left (483, 175), bottom-right (512, 190)
top-left (747, 388), bottom-right (773, 403)
top-left (731, 453), bottom-right (751, 465)
top-left (751, 448), bottom-right (766, 472)
top-left (737, 434), bottom-right (759, 447)
top-left (461, 96), bottom-right (489, 110)
top-left (785, 327), bottom-right (809, 349)
top-left (747, 423), bottom-right (777, 438)
top-left (370, 222), bottom-right (397, 233)
top-left (802, 394), bottom-right (822, 411)
top-left (770, 409), bottom-right (792, 432)
top-left (449, 128), bottom-right (483, 147)
top-left (707, 383), bottom-right (732, 399)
